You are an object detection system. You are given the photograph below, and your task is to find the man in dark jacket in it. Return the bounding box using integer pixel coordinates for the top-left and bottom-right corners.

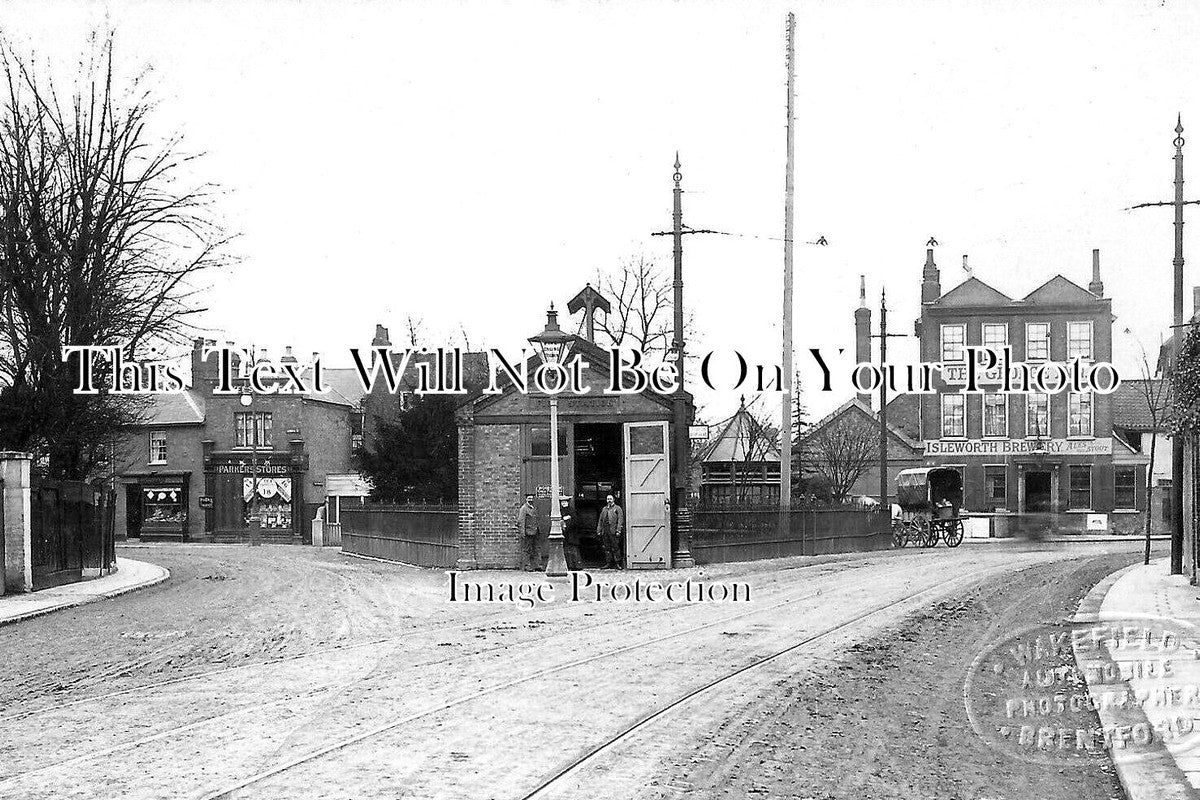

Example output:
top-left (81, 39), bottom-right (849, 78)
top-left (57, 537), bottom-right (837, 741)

top-left (596, 494), bottom-right (624, 569)
top-left (516, 494), bottom-right (540, 570)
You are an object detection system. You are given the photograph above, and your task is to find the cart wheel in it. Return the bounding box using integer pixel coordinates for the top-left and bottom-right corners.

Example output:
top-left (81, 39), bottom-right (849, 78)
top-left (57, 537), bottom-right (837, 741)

top-left (915, 518), bottom-right (934, 547)
top-left (891, 519), bottom-right (908, 548)
top-left (945, 519), bottom-right (964, 548)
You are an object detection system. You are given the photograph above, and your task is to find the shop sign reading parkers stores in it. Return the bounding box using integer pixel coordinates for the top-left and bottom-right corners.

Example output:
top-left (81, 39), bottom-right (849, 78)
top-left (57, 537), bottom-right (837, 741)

top-left (924, 438), bottom-right (1113, 457)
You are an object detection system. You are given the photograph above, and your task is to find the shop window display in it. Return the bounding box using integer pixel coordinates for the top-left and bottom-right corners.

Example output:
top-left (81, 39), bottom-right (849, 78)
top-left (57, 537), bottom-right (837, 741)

top-left (143, 487), bottom-right (185, 525)
top-left (243, 477), bottom-right (293, 529)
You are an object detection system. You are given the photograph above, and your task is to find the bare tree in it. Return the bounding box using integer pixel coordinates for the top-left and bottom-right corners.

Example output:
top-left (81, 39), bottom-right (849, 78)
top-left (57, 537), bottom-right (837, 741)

top-left (802, 413), bottom-right (877, 502)
top-left (732, 399), bottom-right (781, 505)
top-left (1128, 336), bottom-right (1171, 565)
top-left (591, 255), bottom-right (672, 354)
top-left (404, 315), bottom-right (425, 348)
top-left (0, 34), bottom-right (231, 477)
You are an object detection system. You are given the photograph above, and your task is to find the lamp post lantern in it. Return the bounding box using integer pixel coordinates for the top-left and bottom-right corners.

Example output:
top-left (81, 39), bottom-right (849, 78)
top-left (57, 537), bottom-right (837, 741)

top-left (530, 305), bottom-right (573, 577)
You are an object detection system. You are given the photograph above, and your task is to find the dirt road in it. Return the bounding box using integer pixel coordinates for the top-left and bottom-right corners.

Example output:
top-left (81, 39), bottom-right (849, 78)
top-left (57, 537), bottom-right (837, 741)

top-left (0, 541), bottom-right (1146, 799)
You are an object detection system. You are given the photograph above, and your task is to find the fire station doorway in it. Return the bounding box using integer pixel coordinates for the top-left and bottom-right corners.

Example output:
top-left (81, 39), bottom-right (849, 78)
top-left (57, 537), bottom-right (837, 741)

top-left (573, 423), bottom-right (623, 568)
top-left (623, 421), bottom-right (672, 569)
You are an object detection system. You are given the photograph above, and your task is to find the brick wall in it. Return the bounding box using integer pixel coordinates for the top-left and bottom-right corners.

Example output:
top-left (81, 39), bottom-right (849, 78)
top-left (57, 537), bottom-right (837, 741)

top-left (456, 412), bottom-right (477, 568)
top-left (113, 424), bottom-right (206, 540)
top-left (469, 424), bottom-right (521, 568)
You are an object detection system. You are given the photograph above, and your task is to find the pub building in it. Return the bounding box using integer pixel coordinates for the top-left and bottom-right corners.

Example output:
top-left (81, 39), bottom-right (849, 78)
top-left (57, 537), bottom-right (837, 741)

top-left (113, 339), bottom-right (366, 542)
top-left (807, 248), bottom-right (1154, 533)
top-left (908, 247), bottom-right (1144, 531)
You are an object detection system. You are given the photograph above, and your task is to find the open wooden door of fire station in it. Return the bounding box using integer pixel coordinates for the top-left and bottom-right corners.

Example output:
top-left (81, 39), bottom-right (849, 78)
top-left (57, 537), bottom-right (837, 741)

top-left (623, 421), bottom-right (671, 568)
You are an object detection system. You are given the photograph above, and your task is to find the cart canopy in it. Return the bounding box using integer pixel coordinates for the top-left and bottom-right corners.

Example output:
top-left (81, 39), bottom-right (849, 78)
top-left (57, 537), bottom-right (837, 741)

top-left (895, 467), bottom-right (963, 510)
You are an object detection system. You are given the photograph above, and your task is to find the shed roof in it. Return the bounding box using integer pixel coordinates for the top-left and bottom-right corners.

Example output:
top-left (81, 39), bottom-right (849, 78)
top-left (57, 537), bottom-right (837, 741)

top-left (697, 401), bottom-right (781, 463)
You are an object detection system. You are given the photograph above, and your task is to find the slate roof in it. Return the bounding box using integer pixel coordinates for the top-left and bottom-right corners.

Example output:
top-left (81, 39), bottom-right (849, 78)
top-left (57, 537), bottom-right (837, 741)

top-left (800, 397), bottom-right (923, 453)
top-left (697, 402), bottom-right (781, 463)
top-left (313, 367), bottom-right (368, 407)
top-left (936, 277), bottom-right (1014, 306)
top-left (1111, 379), bottom-right (1168, 431)
top-left (1021, 274), bottom-right (1103, 304)
top-left (934, 274), bottom-right (1103, 307)
top-left (141, 388), bottom-right (206, 425)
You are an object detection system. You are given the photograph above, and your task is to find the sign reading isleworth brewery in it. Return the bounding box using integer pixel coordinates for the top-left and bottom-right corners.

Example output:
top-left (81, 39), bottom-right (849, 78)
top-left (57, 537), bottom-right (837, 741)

top-left (923, 438), bottom-right (1113, 456)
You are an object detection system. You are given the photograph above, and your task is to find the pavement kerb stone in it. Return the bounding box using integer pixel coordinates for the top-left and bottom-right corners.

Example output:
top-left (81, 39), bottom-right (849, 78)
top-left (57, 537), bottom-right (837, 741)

top-left (1073, 561), bottom-right (1200, 800)
top-left (0, 558), bottom-right (170, 628)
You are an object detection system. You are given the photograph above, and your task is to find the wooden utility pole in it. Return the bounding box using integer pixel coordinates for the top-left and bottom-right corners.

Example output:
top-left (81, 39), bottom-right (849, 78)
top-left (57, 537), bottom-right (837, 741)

top-left (879, 290), bottom-right (888, 506)
top-left (1129, 115), bottom-right (1200, 576)
top-left (872, 289), bottom-right (907, 510)
top-left (780, 11), bottom-right (796, 509)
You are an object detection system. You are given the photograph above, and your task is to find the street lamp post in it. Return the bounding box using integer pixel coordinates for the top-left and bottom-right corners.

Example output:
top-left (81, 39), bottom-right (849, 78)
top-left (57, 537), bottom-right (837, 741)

top-left (240, 391), bottom-right (262, 547)
top-left (530, 305), bottom-right (573, 577)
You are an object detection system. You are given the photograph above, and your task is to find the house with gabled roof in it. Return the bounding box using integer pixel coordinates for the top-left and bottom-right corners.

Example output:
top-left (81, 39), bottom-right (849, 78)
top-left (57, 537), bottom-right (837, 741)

top-left (796, 396), bottom-right (924, 504)
top-left (113, 338), bottom-right (368, 543)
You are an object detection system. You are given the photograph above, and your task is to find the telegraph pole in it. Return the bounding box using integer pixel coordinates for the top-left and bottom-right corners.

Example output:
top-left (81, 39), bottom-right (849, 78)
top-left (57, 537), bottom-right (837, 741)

top-left (780, 11), bottom-right (796, 509)
top-left (652, 155), bottom-right (719, 568)
top-left (872, 289), bottom-right (907, 509)
top-left (1129, 115), bottom-right (1200, 576)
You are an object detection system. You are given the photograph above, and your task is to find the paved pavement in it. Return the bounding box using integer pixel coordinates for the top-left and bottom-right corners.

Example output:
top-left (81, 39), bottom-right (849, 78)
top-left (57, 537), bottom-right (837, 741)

top-left (0, 558), bottom-right (169, 626)
top-left (1076, 559), bottom-right (1200, 800)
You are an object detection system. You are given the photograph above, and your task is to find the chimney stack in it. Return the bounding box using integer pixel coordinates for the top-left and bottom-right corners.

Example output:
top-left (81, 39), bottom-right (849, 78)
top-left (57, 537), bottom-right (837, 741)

top-left (371, 324), bottom-right (391, 368)
top-left (1193, 286), bottom-right (1200, 314)
top-left (190, 337), bottom-right (206, 388)
top-left (920, 248), bottom-right (941, 304)
top-left (854, 275), bottom-right (872, 405)
top-left (1088, 248), bottom-right (1104, 296)
top-left (225, 341), bottom-right (242, 378)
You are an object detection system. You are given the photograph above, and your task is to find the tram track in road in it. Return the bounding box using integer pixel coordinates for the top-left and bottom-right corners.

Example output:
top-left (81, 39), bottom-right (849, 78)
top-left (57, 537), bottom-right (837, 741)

top-left (0, 552), bottom-right (899, 725)
top-left (0, 555), bottom-right (904, 791)
top-left (513, 566), bottom-right (1011, 800)
top-left (191, 560), bottom-right (1019, 800)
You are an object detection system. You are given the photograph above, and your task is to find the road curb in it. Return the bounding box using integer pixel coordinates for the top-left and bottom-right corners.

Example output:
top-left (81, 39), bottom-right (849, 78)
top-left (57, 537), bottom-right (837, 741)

top-left (967, 536), bottom-right (1170, 544)
top-left (1073, 562), bottom-right (1200, 800)
top-left (0, 558), bottom-right (170, 628)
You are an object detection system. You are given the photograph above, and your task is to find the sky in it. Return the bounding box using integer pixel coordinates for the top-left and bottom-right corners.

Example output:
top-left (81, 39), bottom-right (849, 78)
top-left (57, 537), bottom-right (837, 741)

top-left (4, 0), bottom-right (1200, 424)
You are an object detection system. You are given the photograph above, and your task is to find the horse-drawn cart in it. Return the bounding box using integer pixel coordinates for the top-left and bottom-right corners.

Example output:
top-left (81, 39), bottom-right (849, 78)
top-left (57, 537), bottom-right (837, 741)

top-left (892, 467), bottom-right (965, 548)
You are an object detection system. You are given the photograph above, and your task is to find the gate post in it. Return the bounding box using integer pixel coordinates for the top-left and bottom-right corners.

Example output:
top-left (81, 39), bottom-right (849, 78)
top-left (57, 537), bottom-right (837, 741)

top-left (0, 452), bottom-right (33, 594)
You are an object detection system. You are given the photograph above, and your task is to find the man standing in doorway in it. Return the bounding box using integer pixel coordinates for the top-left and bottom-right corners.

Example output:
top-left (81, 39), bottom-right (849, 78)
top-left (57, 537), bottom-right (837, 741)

top-left (597, 494), bottom-right (624, 569)
top-left (516, 494), bottom-right (540, 570)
